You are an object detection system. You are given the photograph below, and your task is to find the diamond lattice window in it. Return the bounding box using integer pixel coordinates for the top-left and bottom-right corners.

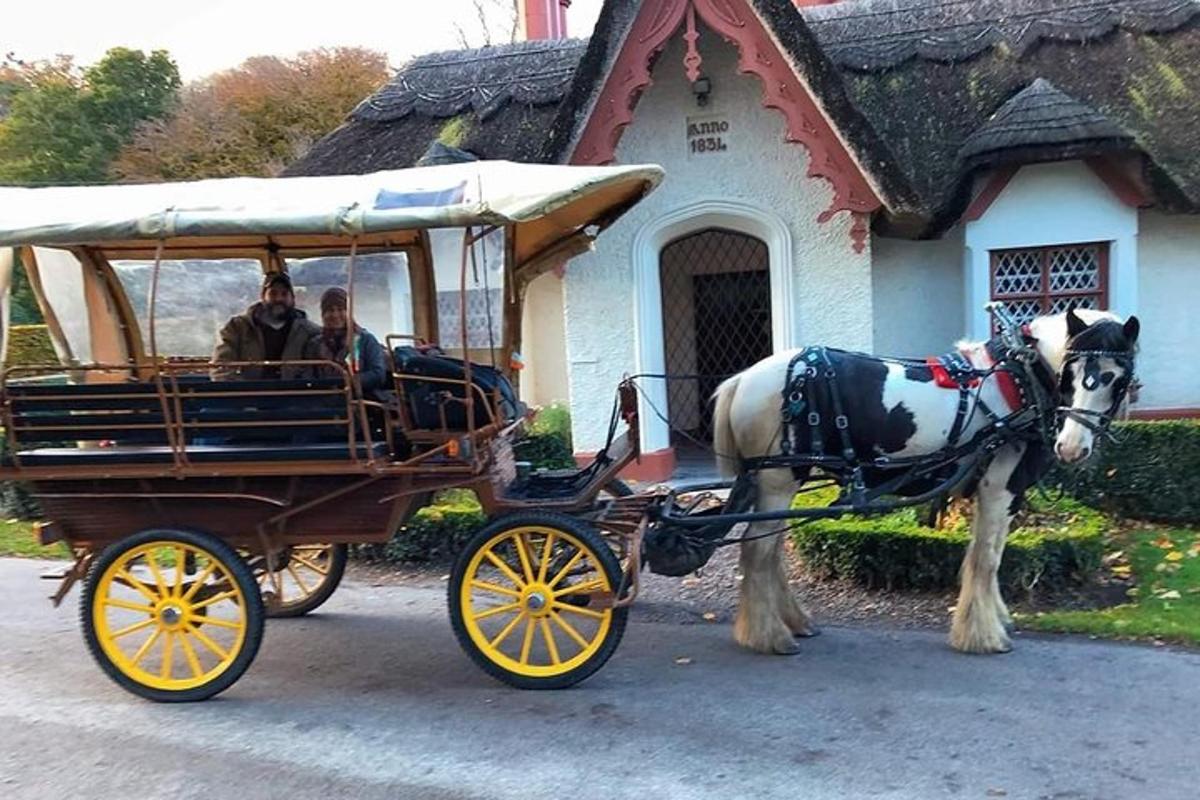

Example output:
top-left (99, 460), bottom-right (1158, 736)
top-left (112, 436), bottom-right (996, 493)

top-left (990, 243), bottom-right (1108, 325)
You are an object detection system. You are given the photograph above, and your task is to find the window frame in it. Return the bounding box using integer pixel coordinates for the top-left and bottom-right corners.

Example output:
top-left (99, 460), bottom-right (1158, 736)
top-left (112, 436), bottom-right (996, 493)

top-left (988, 241), bottom-right (1110, 321)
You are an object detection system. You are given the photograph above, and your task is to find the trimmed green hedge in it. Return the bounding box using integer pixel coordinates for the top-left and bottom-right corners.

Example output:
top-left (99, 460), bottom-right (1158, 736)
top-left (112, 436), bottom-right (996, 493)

top-left (1060, 419), bottom-right (1200, 524)
top-left (7, 324), bottom-right (56, 366)
top-left (791, 488), bottom-right (1107, 594)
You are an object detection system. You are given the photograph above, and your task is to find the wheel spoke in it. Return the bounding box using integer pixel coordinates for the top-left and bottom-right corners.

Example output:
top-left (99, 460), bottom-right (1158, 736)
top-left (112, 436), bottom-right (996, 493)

top-left (471, 601), bottom-right (521, 621)
top-left (192, 615), bottom-right (241, 630)
top-left (160, 631), bottom-right (175, 679)
top-left (537, 532), bottom-right (555, 582)
top-left (553, 579), bottom-right (606, 598)
top-left (116, 569), bottom-right (160, 603)
top-left (172, 546), bottom-right (185, 597)
top-left (483, 550), bottom-right (525, 589)
top-left (111, 617), bottom-right (157, 639)
top-left (130, 627), bottom-right (164, 667)
top-left (547, 549), bottom-right (585, 590)
top-left (552, 601), bottom-right (606, 620)
top-left (550, 611), bottom-right (591, 651)
top-left (103, 598), bottom-right (156, 614)
top-left (186, 623), bottom-right (230, 661)
top-left (146, 556), bottom-right (169, 597)
top-left (519, 617), bottom-right (536, 665)
top-left (178, 630), bottom-right (204, 679)
top-left (192, 589), bottom-right (239, 610)
top-left (180, 561), bottom-right (218, 602)
top-left (488, 611), bottom-right (525, 649)
top-left (470, 579), bottom-right (520, 598)
top-left (540, 618), bottom-right (561, 665)
top-left (291, 554), bottom-right (329, 576)
top-left (512, 534), bottom-right (535, 584)
top-left (286, 563), bottom-right (311, 595)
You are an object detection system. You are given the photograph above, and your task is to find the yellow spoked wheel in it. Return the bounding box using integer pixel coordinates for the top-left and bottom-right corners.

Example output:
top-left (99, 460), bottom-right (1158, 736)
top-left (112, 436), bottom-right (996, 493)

top-left (247, 544), bottom-right (348, 618)
top-left (82, 529), bottom-right (264, 702)
top-left (449, 512), bottom-right (628, 689)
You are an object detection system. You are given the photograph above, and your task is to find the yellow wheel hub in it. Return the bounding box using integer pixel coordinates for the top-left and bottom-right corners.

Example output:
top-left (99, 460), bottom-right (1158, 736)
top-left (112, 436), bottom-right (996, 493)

top-left (460, 525), bottom-right (614, 679)
top-left (92, 541), bottom-right (249, 692)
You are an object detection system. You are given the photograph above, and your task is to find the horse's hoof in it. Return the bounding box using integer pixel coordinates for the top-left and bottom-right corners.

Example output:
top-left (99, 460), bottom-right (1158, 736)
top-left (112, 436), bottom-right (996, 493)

top-left (794, 625), bottom-right (821, 638)
top-left (773, 638), bottom-right (802, 655)
top-left (949, 628), bottom-right (1012, 654)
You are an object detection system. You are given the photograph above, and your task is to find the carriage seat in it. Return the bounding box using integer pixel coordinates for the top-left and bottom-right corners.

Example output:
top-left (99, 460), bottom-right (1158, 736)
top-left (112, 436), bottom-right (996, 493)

top-left (392, 346), bottom-right (523, 430)
top-left (4, 442), bottom-right (388, 467)
top-left (2, 375), bottom-right (384, 465)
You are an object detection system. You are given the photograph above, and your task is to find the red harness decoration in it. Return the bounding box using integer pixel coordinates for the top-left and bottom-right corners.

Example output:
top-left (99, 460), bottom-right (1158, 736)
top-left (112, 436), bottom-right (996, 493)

top-left (927, 348), bottom-right (1023, 413)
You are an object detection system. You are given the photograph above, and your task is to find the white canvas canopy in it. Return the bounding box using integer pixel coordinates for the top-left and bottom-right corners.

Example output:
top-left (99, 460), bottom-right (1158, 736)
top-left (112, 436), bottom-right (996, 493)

top-left (0, 160), bottom-right (663, 267)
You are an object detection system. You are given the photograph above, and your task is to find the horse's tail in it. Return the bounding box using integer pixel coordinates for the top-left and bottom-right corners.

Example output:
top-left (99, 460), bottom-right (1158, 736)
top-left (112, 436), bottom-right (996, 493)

top-left (712, 374), bottom-right (741, 479)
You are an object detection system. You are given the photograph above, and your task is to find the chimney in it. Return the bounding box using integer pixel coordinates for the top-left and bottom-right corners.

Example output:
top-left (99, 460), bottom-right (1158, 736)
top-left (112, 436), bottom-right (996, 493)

top-left (520, 0), bottom-right (570, 40)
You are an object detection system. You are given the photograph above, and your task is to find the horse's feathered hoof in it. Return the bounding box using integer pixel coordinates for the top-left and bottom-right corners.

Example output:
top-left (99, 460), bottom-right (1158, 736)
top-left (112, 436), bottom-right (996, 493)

top-left (793, 623), bottom-right (820, 638)
top-left (949, 625), bottom-right (1013, 654)
top-left (772, 636), bottom-right (802, 655)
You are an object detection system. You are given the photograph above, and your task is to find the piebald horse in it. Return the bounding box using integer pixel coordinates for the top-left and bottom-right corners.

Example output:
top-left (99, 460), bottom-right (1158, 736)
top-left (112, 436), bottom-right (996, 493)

top-left (712, 308), bottom-right (1139, 655)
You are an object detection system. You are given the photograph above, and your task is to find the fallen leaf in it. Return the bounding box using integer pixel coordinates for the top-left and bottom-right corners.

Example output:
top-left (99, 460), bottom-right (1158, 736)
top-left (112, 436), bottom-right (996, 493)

top-left (440, 574), bottom-right (451, 581)
top-left (1102, 550), bottom-right (1124, 565)
top-left (1157, 590), bottom-right (1182, 600)
top-left (1152, 536), bottom-right (1175, 550)
top-left (1188, 541), bottom-right (1200, 558)
top-left (1105, 468), bottom-right (1118, 478)
top-left (673, 656), bottom-right (693, 666)
top-left (1165, 551), bottom-right (1184, 562)
top-left (1110, 565), bottom-right (1132, 577)
top-left (1126, 587), bottom-right (1140, 597)
top-left (702, 612), bottom-right (717, 622)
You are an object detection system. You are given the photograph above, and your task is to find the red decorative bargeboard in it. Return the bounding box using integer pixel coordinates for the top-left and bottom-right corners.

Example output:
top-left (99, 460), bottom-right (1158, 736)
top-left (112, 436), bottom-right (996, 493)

top-left (570, 0), bottom-right (882, 251)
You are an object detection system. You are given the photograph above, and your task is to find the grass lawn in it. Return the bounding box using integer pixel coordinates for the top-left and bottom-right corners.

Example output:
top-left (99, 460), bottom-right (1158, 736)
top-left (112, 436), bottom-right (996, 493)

top-left (0, 518), bottom-right (69, 559)
top-left (1019, 527), bottom-right (1200, 646)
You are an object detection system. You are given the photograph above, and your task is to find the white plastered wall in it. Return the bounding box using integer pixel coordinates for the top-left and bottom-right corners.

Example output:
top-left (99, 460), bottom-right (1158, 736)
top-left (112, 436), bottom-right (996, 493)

top-left (563, 29), bottom-right (873, 452)
top-left (871, 227), bottom-right (965, 357)
top-left (520, 271), bottom-right (570, 406)
top-left (963, 161), bottom-right (1139, 341)
top-left (1135, 210), bottom-right (1200, 410)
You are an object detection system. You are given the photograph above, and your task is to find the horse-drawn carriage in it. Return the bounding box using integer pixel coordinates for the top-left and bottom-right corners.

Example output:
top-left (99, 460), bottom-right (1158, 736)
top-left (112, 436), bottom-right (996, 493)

top-left (0, 160), bottom-right (1140, 701)
top-left (0, 161), bottom-right (668, 699)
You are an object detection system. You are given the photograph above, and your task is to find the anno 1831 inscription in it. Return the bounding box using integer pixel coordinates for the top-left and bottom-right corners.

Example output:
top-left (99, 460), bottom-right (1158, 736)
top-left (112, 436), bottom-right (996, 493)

top-left (686, 116), bottom-right (730, 156)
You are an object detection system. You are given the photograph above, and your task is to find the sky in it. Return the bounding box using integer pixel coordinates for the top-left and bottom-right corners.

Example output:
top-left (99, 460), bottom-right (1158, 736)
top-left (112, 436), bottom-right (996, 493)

top-left (4, 0), bottom-right (605, 79)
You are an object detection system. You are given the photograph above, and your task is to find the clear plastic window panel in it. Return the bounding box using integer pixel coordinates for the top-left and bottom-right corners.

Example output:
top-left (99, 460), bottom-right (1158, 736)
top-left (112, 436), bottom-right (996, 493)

top-left (286, 252), bottom-right (413, 340)
top-left (427, 227), bottom-right (505, 351)
top-left (111, 258), bottom-right (263, 357)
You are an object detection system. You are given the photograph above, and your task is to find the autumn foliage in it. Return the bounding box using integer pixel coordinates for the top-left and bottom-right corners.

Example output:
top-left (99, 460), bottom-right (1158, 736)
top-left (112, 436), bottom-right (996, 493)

top-left (113, 48), bottom-right (388, 181)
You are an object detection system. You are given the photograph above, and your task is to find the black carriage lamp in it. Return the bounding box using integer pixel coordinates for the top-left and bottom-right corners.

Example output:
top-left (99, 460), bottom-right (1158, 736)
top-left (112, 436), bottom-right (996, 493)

top-left (692, 75), bottom-right (712, 107)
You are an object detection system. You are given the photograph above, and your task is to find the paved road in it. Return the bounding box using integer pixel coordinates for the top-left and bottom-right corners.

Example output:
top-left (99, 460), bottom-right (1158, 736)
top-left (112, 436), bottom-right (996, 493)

top-left (2, 557), bottom-right (1198, 800)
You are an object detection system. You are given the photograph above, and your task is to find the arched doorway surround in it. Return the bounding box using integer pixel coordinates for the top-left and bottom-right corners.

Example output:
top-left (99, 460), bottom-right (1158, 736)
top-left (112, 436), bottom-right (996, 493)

top-left (632, 199), bottom-right (795, 456)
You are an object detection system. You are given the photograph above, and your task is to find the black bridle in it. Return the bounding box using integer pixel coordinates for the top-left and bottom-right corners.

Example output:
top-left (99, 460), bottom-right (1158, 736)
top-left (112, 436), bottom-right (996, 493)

top-left (1056, 348), bottom-right (1137, 440)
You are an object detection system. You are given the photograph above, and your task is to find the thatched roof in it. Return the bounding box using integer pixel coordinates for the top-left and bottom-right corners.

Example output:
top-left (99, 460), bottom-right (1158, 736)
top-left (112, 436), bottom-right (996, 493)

top-left (958, 78), bottom-right (1133, 168)
top-left (802, 0), bottom-right (1200, 233)
top-left (284, 39), bottom-right (588, 176)
top-left (288, 0), bottom-right (1200, 236)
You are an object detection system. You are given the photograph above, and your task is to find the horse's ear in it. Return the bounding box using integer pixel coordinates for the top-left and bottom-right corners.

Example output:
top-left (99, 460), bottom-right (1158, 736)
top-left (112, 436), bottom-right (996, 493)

top-left (1123, 315), bottom-right (1140, 344)
top-left (1066, 306), bottom-right (1089, 338)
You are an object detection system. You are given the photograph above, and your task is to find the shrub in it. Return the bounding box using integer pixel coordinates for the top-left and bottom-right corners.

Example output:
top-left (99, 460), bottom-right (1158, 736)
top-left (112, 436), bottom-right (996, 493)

top-left (7, 324), bottom-right (56, 366)
top-left (512, 402), bottom-right (575, 470)
top-left (354, 491), bottom-right (485, 564)
top-left (1058, 419), bottom-right (1200, 524)
top-left (790, 488), bottom-right (1107, 595)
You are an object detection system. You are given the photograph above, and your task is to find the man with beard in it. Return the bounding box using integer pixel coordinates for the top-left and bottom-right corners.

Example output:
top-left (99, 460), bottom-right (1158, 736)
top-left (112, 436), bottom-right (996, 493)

top-left (212, 272), bottom-right (321, 379)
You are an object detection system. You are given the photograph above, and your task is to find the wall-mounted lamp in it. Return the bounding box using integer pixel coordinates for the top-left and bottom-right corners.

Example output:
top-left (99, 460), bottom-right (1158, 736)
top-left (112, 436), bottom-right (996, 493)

top-left (692, 76), bottom-right (712, 107)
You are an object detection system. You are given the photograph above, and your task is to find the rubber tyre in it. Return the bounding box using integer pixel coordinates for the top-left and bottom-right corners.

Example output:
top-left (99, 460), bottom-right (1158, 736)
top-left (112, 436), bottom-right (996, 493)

top-left (81, 528), bottom-right (265, 703)
top-left (448, 511), bottom-right (628, 690)
top-left (265, 544), bottom-right (348, 618)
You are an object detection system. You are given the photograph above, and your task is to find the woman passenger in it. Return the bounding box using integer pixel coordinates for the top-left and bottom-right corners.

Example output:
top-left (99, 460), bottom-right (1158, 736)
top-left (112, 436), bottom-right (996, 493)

top-left (307, 287), bottom-right (389, 399)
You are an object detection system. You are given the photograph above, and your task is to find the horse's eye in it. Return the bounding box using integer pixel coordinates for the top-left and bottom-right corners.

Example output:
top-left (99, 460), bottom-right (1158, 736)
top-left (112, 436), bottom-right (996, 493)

top-left (1100, 371), bottom-right (1115, 387)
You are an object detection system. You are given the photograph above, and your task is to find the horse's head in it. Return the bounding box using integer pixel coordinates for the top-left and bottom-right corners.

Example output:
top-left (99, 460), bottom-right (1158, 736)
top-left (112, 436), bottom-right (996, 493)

top-left (1051, 308), bottom-right (1140, 463)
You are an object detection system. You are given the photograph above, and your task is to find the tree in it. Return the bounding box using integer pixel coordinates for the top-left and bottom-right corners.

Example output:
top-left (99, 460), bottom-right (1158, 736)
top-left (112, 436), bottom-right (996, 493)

top-left (113, 47), bottom-right (389, 181)
top-left (454, 0), bottom-right (522, 48)
top-left (0, 49), bottom-right (179, 184)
